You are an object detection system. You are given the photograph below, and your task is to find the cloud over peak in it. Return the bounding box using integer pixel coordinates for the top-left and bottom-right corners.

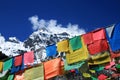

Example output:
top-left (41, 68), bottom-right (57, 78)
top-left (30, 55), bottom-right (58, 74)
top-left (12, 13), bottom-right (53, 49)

top-left (29, 15), bottom-right (86, 36)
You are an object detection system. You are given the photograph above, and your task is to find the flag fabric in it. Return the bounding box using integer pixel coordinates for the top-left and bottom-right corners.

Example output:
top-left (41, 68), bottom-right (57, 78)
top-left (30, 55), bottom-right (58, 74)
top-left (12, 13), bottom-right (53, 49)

top-left (3, 58), bottom-right (12, 71)
top-left (105, 24), bottom-right (115, 39)
top-left (8, 74), bottom-right (14, 80)
top-left (44, 58), bottom-right (61, 80)
top-left (11, 56), bottom-right (24, 74)
top-left (82, 32), bottom-right (93, 45)
top-left (116, 64), bottom-right (120, 69)
top-left (91, 76), bottom-right (98, 80)
top-left (46, 44), bottom-right (57, 57)
top-left (66, 37), bottom-right (89, 64)
top-left (83, 73), bottom-right (91, 78)
top-left (57, 40), bottom-right (69, 52)
top-left (11, 65), bottom-right (24, 74)
top-left (83, 28), bottom-right (106, 45)
top-left (0, 62), bottom-right (3, 72)
top-left (105, 61), bottom-right (115, 69)
top-left (24, 51), bottom-right (34, 65)
top-left (83, 28), bottom-right (109, 55)
top-left (14, 55), bottom-right (22, 67)
top-left (88, 39), bottom-right (109, 55)
top-left (88, 51), bottom-right (111, 65)
top-left (69, 36), bottom-right (82, 51)
top-left (91, 65), bottom-right (104, 71)
top-left (79, 61), bottom-right (89, 73)
top-left (106, 23), bottom-right (120, 51)
top-left (98, 74), bottom-right (108, 80)
top-left (14, 71), bottom-right (24, 80)
top-left (24, 64), bottom-right (44, 80)
top-left (64, 61), bottom-right (85, 71)
top-left (92, 28), bottom-right (106, 41)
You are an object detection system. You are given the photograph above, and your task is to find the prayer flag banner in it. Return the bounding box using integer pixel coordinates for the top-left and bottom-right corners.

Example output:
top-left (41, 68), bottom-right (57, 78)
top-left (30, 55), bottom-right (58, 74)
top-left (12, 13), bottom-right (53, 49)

top-left (105, 61), bottom-right (115, 69)
top-left (66, 37), bottom-right (89, 64)
top-left (91, 65), bottom-right (104, 71)
top-left (14, 71), bottom-right (24, 80)
top-left (8, 74), bottom-right (14, 80)
top-left (106, 23), bottom-right (120, 51)
top-left (0, 62), bottom-right (3, 72)
top-left (64, 61), bottom-right (85, 71)
top-left (83, 28), bottom-right (106, 45)
top-left (44, 58), bottom-right (61, 80)
top-left (105, 24), bottom-right (115, 39)
top-left (82, 32), bottom-right (93, 45)
top-left (79, 61), bottom-right (89, 73)
top-left (24, 64), bottom-right (44, 80)
top-left (11, 55), bottom-right (24, 74)
top-left (57, 40), bottom-right (69, 52)
top-left (92, 28), bottom-right (106, 41)
top-left (83, 73), bottom-right (91, 78)
top-left (24, 51), bottom-right (34, 65)
top-left (14, 55), bottom-right (22, 67)
top-left (98, 74), bottom-right (108, 80)
top-left (69, 36), bottom-right (82, 51)
top-left (3, 58), bottom-right (12, 71)
top-left (88, 39), bottom-right (109, 55)
top-left (88, 51), bottom-right (111, 65)
top-left (46, 44), bottom-right (57, 57)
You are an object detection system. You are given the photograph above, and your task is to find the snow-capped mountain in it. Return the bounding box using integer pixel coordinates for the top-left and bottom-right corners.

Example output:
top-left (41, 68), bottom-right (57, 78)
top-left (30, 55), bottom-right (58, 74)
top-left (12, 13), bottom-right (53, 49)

top-left (24, 27), bottom-right (70, 62)
top-left (0, 27), bottom-right (84, 63)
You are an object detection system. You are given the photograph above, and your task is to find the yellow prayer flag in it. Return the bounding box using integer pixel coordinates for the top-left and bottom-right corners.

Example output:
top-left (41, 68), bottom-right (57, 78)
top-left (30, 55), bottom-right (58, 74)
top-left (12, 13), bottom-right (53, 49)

top-left (66, 37), bottom-right (89, 64)
top-left (24, 63), bottom-right (44, 80)
top-left (83, 73), bottom-right (91, 78)
top-left (88, 51), bottom-right (111, 65)
top-left (0, 61), bottom-right (3, 72)
top-left (89, 70), bottom-right (96, 73)
top-left (57, 40), bottom-right (69, 52)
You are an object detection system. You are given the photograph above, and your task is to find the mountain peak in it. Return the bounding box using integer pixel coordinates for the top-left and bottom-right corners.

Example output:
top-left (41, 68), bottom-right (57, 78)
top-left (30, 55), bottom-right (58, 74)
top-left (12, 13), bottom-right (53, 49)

top-left (38, 27), bottom-right (49, 32)
top-left (8, 37), bottom-right (21, 43)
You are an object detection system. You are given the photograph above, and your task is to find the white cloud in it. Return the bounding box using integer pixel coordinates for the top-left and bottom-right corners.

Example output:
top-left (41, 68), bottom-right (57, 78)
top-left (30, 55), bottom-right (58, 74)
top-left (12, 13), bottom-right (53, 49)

top-left (29, 15), bottom-right (86, 36)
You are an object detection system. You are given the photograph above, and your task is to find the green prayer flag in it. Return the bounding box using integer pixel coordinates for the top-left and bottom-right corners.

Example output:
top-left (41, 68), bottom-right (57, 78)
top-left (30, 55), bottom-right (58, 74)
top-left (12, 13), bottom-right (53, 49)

top-left (92, 65), bottom-right (104, 71)
top-left (69, 36), bottom-right (82, 51)
top-left (3, 58), bottom-right (12, 71)
top-left (91, 76), bottom-right (98, 80)
top-left (7, 74), bottom-right (14, 80)
top-left (64, 61), bottom-right (85, 71)
top-left (116, 64), bottom-right (120, 69)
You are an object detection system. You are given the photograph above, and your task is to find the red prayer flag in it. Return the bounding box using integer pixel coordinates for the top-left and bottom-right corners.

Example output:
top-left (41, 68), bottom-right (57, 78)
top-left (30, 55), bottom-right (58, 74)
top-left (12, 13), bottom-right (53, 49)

top-left (14, 55), bottom-right (22, 67)
top-left (98, 74), bottom-right (108, 80)
top-left (24, 51), bottom-right (34, 65)
top-left (88, 39), bottom-right (109, 55)
top-left (92, 28), bottom-right (106, 41)
top-left (82, 32), bottom-right (93, 45)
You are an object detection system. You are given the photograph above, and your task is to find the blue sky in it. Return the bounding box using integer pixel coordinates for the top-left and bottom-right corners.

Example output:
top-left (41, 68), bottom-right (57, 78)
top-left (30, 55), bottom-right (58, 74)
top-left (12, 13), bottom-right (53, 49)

top-left (0, 0), bottom-right (120, 41)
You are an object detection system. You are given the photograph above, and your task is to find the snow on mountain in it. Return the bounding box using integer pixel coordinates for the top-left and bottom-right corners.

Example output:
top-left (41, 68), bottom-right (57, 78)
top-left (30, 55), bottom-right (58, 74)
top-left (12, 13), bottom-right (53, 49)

top-left (0, 36), bottom-right (30, 57)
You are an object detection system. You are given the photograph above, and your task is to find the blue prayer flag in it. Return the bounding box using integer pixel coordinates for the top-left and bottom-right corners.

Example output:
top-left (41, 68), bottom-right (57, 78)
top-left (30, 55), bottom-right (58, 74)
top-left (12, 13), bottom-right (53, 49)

top-left (46, 44), bottom-right (57, 57)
